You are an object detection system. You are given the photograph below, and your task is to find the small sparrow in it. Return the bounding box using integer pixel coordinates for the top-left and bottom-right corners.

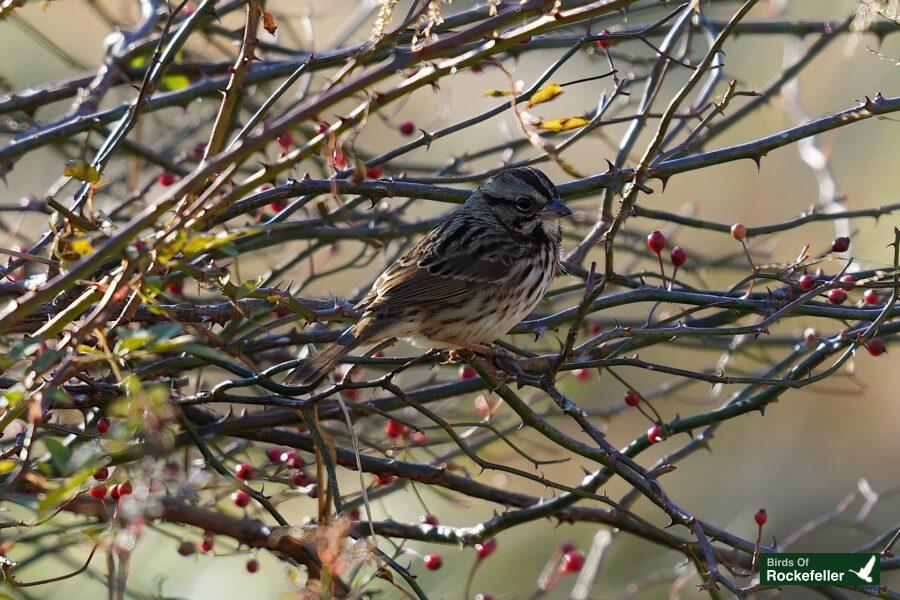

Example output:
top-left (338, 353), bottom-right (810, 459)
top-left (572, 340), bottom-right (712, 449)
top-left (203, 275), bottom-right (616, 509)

top-left (285, 167), bottom-right (571, 385)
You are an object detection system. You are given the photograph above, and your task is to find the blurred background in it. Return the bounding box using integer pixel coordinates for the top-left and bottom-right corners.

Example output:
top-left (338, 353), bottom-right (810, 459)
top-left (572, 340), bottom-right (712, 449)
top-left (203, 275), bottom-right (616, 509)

top-left (1, 0), bottom-right (898, 598)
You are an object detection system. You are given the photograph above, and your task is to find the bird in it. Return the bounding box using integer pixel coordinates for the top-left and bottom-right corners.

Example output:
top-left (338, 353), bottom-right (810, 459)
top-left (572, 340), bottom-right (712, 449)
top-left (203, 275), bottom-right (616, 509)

top-left (848, 555), bottom-right (876, 583)
top-left (284, 166), bottom-right (572, 386)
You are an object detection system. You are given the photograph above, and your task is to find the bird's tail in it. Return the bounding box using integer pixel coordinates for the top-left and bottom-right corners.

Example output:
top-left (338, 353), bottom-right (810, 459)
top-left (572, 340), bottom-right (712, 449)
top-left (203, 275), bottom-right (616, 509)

top-left (284, 328), bottom-right (360, 387)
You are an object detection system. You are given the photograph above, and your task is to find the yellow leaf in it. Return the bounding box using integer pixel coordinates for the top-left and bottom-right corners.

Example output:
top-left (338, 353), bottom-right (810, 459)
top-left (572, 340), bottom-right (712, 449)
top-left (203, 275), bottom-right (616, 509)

top-left (63, 160), bottom-right (100, 184)
top-left (538, 117), bottom-right (590, 131)
top-left (527, 83), bottom-right (563, 107)
top-left (69, 238), bottom-right (94, 256)
top-left (182, 232), bottom-right (238, 255)
top-left (484, 89), bottom-right (514, 97)
top-left (162, 74), bottom-right (190, 90)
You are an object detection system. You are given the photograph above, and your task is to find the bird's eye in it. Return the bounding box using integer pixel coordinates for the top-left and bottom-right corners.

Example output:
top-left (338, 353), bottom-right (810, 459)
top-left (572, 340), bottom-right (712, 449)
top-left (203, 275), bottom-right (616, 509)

top-left (514, 197), bottom-right (533, 211)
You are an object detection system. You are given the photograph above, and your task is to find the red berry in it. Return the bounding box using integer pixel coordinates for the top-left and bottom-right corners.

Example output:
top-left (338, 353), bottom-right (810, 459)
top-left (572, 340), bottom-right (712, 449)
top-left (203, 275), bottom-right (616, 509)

top-left (118, 481), bottom-right (132, 496)
top-left (93, 467), bottom-right (109, 481)
top-left (827, 288), bottom-right (847, 305)
top-left (798, 274), bottom-right (816, 290)
top-left (89, 484), bottom-right (107, 499)
top-left (385, 420), bottom-right (407, 439)
top-left (624, 390), bottom-right (640, 406)
top-left (399, 120), bottom-right (416, 136)
top-left (839, 275), bottom-right (855, 290)
top-left (365, 164), bottom-right (384, 179)
top-left (276, 132), bottom-right (293, 149)
top-left (235, 463), bottom-right (254, 480)
top-left (474, 395), bottom-right (493, 418)
top-left (340, 387), bottom-right (360, 400)
top-left (731, 223), bottom-right (747, 240)
top-left (281, 450), bottom-right (305, 469)
top-left (109, 484), bottom-right (120, 500)
top-left (803, 328), bottom-right (819, 346)
top-left (246, 558), bottom-right (259, 573)
top-left (200, 537), bottom-right (214, 553)
top-left (561, 550), bottom-right (585, 573)
top-left (424, 553), bottom-right (443, 570)
top-left (475, 538), bottom-right (497, 560)
top-left (331, 148), bottom-right (346, 168)
top-left (471, 63), bottom-right (484, 73)
top-left (863, 289), bottom-right (880, 305)
top-left (192, 142), bottom-right (207, 159)
top-left (831, 237), bottom-right (850, 253)
top-left (670, 246), bottom-right (687, 267)
top-left (158, 171), bottom-right (176, 186)
top-left (231, 490), bottom-right (250, 508)
top-left (754, 508), bottom-right (767, 526)
top-left (586, 321), bottom-right (603, 335)
top-left (266, 446), bottom-right (284, 463)
top-left (349, 508), bottom-right (361, 521)
top-left (646, 231), bottom-right (666, 255)
top-left (866, 338), bottom-right (886, 357)
top-left (572, 368), bottom-right (591, 381)
top-left (459, 365), bottom-right (477, 380)
top-left (269, 199), bottom-right (288, 212)
top-left (177, 541), bottom-right (196, 556)
top-left (166, 280), bottom-right (184, 295)
top-left (292, 471), bottom-right (312, 487)
top-left (374, 473), bottom-right (395, 486)
top-left (96, 417), bottom-right (110, 434)
top-left (420, 514), bottom-right (439, 526)
top-left (647, 425), bottom-right (663, 444)
top-left (595, 29), bottom-right (612, 49)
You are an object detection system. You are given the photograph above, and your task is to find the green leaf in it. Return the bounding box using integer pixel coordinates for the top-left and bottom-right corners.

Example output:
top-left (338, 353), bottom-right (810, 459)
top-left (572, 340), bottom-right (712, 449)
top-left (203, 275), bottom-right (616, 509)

top-left (43, 437), bottom-right (70, 472)
top-left (63, 160), bottom-right (101, 184)
top-left (38, 468), bottom-right (92, 514)
top-left (31, 348), bottom-right (62, 374)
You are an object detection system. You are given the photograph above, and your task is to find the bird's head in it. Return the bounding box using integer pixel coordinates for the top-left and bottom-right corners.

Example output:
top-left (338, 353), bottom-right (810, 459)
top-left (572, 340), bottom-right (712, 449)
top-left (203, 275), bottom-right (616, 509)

top-left (470, 167), bottom-right (571, 238)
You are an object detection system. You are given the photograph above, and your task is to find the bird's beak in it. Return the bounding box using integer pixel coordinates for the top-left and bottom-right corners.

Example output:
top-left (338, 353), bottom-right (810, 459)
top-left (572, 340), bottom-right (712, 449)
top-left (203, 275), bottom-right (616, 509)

top-left (540, 197), bottom-right (572, 220)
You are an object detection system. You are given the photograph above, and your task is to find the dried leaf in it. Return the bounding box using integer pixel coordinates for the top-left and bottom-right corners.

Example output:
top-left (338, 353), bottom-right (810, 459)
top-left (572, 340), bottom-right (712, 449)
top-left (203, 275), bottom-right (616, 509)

top-left (527, 83), bottom-right (563, 107)
top-left (538, 117), bottom-right (590, 131)
top-left (262, 11), bottom-right (277, 35)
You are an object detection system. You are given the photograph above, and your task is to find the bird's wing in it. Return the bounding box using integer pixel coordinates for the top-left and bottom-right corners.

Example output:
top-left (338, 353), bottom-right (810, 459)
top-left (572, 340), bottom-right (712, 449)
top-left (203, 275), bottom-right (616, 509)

top-left (862, 556), bottom-right (876, 576)
top-left (357, 217), bottom-right (519, 315)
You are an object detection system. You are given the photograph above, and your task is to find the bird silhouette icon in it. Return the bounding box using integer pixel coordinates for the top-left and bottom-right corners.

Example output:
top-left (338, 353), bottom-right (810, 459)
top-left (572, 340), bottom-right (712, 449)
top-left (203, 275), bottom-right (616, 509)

top-left (848, 556), bottom-right (877, 583)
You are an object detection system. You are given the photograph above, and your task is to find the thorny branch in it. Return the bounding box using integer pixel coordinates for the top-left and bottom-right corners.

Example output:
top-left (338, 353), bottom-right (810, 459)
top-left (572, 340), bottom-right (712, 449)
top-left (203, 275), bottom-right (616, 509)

top-left (0, 0), bottom-right (898, 598)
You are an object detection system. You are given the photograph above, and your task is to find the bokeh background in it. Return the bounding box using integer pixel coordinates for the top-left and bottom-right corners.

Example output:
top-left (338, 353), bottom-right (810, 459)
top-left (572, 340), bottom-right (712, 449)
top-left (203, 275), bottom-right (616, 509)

top-left (1, 0), bottom-right (898, 598)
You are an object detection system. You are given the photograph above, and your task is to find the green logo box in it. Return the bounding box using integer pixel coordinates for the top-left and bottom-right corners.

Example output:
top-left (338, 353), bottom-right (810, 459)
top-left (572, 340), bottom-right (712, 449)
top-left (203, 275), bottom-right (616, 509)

top-left (760, 553), bottom-right (880, 587)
